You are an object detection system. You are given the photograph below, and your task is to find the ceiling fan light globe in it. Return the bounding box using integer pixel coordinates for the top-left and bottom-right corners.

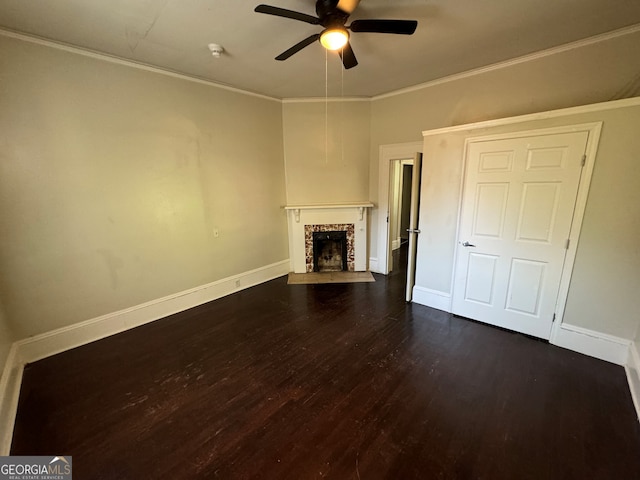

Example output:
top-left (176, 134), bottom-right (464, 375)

top-left (320, 29), bottom-right (349, 50)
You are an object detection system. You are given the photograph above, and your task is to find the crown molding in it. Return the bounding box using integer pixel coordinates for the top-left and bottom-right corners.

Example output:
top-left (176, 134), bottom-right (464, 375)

top-left (0, 28), bottom-right (281, 103)
top-left (2, 22), bottom-right (639, 103)
top-left (421, 97), bottom-right (640, 137)
top-left (373, 23), bottom-right (640, 101)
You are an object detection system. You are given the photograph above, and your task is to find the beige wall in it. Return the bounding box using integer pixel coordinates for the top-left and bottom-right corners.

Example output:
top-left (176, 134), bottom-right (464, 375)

top-left (0, 302), bottom-right (13, 375)
top-left (560, 107), bottom-right (640, 338)
top-left (366, 29), bottom-right (640, 341)
top-left (417, 104), bottom-right (640, 339)
top-left (369, 29), bottom-right (640, 256)
top-left (0, 36), bottom-right (288, 338)
top-left (2, 26), bottom-right (639, 345)
top-left (282, 100), bottom-right (371, 204)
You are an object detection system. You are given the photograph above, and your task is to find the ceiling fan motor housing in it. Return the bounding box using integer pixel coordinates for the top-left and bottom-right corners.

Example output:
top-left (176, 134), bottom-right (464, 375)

top-left (316, 0), bottom-right (349, 26)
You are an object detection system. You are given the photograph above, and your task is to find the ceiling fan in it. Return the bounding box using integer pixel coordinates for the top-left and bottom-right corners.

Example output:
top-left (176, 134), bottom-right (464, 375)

top-left (254, 0), bottom-right (418, 69)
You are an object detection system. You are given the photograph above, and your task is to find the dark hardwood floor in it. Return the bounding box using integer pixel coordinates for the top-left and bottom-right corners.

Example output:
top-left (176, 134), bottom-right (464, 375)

top-left (11, 245), bottom-right (640, 479)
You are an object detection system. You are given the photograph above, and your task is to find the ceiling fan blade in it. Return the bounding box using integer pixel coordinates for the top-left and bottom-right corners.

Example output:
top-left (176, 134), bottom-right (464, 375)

top-left (340, 42), bottom-right (358, 69)
top-left (275, 34), bottom-right (321, 60)
top-left (350, 19), bottom-right (418, 35)
top-left (254, 5), bottom-right (320, 25)
top-left (336, 0), bottom-right (361, 14)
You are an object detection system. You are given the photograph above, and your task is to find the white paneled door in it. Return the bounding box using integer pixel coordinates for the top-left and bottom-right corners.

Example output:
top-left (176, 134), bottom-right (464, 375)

top-left (452, 131), bottom-right (589, 339)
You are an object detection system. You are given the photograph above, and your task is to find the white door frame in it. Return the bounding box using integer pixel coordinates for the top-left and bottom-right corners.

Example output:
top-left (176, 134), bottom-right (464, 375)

top-left (376, 142), bottom-right (423, 274)
top-left (396, 159), bottom-right (414, 248)
top-left (389, 159), bottom-right (414, 254)
top-left (454, 123), bottom-right (602, 341)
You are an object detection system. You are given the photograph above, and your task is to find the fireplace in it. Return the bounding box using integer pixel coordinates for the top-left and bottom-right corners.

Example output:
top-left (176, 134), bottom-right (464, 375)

top-left (284, 203), bottom-right (373, 274)
top-left (304, 223), bottom-right (355, 273)
top-left (313, 231), bottom-right (348, 272)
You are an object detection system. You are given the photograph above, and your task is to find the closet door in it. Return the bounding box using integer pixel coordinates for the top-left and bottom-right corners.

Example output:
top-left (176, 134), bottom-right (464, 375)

top-left (452, 131), bottom-right (588, 339)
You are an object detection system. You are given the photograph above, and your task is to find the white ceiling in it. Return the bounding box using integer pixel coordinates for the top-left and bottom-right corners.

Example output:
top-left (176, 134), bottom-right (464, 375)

top-left (1, 0), bottom-right (640, 99)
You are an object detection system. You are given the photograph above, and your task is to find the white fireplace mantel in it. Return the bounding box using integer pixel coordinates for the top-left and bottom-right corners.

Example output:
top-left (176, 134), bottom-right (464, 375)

top-left (285, 203), bottom-right (374, 223)
top-left (284, 203), bottom-right (374, 273)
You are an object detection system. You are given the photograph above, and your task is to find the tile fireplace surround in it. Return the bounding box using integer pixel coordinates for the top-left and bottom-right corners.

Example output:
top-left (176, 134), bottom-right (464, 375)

top-left (285, 203), bottom-right (374, 274)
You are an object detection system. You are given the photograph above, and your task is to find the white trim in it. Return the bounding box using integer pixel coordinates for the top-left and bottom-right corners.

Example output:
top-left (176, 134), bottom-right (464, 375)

top-left (0, 28), bottom-right (280, 103)
top-left (423, 97), bottom-right (640, 137)
top-left (412, 286), bottom-right (452, 312)
top-left (378, 24), bottom-right (640, 101)
top-left (0, 260), bottom-right (289, 453)
top-left (377, 142), bottom-right (423, 275)
top-left (0, 344), bottom-right (23, 455)
top-left (368, 257), bottom-right (380, 273)
top-left (284, 202), bottom-right (374, 211)
top-left (17, 260), bottom-right (289, 364)
top-left (551, 324), bottom-right (630, 366)
top-left (456, 122), bottom-right (603, 144)
top-left (4, 22), bottom-right (639, 104)
top-left (550, 123), bottom-right (603, 341)
top-left (625, 341), bottom-right (640, 421)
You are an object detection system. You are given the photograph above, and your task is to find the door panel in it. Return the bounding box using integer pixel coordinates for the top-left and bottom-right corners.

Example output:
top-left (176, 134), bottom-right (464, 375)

top-left (464, 253), bottom-right (498, 305)
top-left (516, 182), bottom-right (560, 243)
top-left (473, 183), bottom-right (509, 237)
top-left (452, 131), bottom-right (588, 339)
top-left (478, 150), bottom-right (513, 172)
top-left (504, 259), bottom-right (545, 315)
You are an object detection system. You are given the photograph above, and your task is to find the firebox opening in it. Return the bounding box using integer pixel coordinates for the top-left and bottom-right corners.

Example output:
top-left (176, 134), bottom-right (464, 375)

top-left (313, 231), bottom-right (348, 272)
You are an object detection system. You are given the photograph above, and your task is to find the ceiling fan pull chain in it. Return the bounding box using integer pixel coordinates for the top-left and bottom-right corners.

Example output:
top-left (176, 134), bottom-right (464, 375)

top-left (341, 58), bottom-right (344, 166)
top-left (325, 47), bottom-right (329, 165)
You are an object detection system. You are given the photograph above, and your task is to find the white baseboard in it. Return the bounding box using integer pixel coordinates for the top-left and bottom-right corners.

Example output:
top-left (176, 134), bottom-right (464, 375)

top-left (0, 260), bottom-right (289, 454)
top-left (369, 257), bottom-right (380, 274)
top-left (17, 259), bottom-right (290, 364)
top-left (550, 323), bottom-right (630, 365)
top-left (2, 259), bottom-right (636, 451)
top-left (412, 286), bottom-right (452, 312)
top-left (391, 239), bottom-right (401, 251)
top-left (625, 341), bottom-right (640, 422)
top-left (0, 344), bottom-right (23, 455)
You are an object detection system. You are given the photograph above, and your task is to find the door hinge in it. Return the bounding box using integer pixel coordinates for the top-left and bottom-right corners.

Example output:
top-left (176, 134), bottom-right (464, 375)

top-left (552, 313), bottom-right (556, 323)
top-left (581, 154), bottom-right (586, 167)
top-left (565, 238), bottom-right (570, 249)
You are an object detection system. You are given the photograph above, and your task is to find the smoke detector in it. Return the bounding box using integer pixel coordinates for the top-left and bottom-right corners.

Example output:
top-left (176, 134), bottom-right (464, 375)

top-left (208, 43), bottom-right (224, 58)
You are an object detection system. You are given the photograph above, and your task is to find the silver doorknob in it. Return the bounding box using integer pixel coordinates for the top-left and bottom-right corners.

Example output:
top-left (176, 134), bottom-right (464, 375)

top-left (407, 229), bottom-right (421, 234)
top-left (462, 241), bottom-right (476, 247)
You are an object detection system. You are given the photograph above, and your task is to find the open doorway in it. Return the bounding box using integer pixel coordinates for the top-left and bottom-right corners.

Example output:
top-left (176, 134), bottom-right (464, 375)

top-left (375, 142), bottom-right (422, 279)
top-left (388, 159), bottom-right (413, 273)
top-left (385, 153), bottom-right (422, 298)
